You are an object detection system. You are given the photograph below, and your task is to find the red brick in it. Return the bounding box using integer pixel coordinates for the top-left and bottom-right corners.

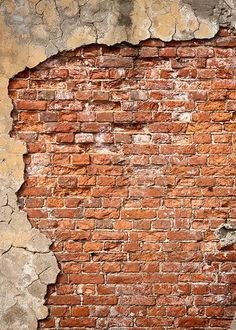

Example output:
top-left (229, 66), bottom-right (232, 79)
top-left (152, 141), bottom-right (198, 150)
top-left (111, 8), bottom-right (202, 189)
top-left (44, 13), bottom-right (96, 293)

top-left (71, 154), bottom-right (90, 165)
top-left (216, 36), bottom-right (236, 47)
top-left (39, 319), bottom-right (55, 328)
top-left (121, 209), bottom-right (156, 219)
top-left (71, 306), bottom-right (89, 317)
top-left (21, 187), bottom-right (51, 197)
top-left (50, 68), bottom-right (69, 79)
top-left (213, 79), bottom-right (236, 90)
top-left (206, 306), bottom-right (224, 317)
top-left (85, 209), bottom-right (119, 219)
top-left (92, 231), bottom-right (127, 240)
top-left (58, 176), bottom-right (77, 188)
top-left (136, 317), bottom-right (172, 327)
top-left (166, 306), bottom-right (185, 316)
top-left (177, 47), bottom-right (196, 57)
top-left (64, 241), bottom-right (83, 252)
top-left (9, 79), bottom-right (28, 89)
top-left (139, 47), bottom-right (159, 57)
top-left (70, 274), bottom-right (104, 284)
top-left (159, 47), bottom-right (176, 57)
top-left (51, 306), bottom-right (68, 317)
top-left (96, 111), bottom-right (113, 122)
top-left (93, 91), bottom-right (109, 101)
top-left (75, 91), bottom-right (92, 100)
top-left (16, 100), bottom-right (47, 110)
top-left (56, 133), bottom-right (74, 143)
top-left (98, 56), bottom-right (133, 68)
top-left (27, 209), bottom-right (48, 218)
top-left (178, 317), bottom-right (208, 327)
top-left (178, 68), bottom-right (197, 78)
top-left (83, 296), bottom-right (118, 305)
top-left (196, 47), bottom-right (214, 57)
top-left (120, 296), bottom-right (155, 306)
top-left (107, 274), bottom-right (142, 284)
top-left (48, 295), bottom-right (81, 305)
top-left (198, 68), bottom-right (215, 79)
top-left (60, 318), bottom-right (96, 327)
top-left (103, 262), bottom-right (121, 273)
top-left (53, 209), bottom-right (80, 218)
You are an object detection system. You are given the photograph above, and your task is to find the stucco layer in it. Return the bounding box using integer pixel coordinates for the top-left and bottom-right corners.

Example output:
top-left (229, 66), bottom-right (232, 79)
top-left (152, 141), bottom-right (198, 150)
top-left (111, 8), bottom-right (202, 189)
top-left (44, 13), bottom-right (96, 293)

top-left (0, 0), bottom-right (236, 329)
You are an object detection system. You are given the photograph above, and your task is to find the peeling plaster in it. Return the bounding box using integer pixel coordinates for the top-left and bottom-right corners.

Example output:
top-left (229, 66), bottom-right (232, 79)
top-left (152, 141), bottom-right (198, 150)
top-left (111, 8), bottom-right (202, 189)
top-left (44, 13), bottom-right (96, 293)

top-left (216, 223), bottom-right (236, 248)
top-left (0, 0), bottom-right (236, 329)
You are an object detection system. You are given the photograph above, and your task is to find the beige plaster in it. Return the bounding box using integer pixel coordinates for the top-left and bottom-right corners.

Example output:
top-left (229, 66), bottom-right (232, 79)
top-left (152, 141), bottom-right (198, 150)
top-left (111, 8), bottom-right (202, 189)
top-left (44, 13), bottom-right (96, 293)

top-left (0, 0), bottom-right (236, 328)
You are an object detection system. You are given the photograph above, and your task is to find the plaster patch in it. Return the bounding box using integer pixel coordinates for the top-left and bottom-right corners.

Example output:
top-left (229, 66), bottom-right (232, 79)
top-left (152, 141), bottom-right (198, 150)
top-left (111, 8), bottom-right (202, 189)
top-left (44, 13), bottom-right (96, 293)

top-left (216, 223), bottom-right (236, 248)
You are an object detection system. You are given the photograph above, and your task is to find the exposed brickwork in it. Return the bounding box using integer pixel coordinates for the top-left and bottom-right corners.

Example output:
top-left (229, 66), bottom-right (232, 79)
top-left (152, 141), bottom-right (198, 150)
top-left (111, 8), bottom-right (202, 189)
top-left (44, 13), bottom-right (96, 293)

top-left (10, 30), bottom-right (236, 329)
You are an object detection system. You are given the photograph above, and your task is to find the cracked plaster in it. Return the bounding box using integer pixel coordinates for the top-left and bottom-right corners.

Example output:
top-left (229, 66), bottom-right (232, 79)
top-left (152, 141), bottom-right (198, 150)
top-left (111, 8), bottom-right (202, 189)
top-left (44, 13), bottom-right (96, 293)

top-left (0, 0), bottom-right (236, 329)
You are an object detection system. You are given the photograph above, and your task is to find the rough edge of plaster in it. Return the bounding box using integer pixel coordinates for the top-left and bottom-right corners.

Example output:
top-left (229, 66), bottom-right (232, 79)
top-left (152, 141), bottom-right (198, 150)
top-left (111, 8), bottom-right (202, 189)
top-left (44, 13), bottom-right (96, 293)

top-left (0, 0), bottom-right (236, 329)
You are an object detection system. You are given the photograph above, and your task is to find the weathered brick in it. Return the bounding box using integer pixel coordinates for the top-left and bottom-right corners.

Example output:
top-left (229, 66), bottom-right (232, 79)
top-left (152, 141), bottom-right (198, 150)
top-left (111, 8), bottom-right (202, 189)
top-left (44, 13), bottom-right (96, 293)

top-left (177, 47), bottom-right (196, 57)
top-left (60, 318), bottom-right (96, 327)
top-left (159, 47), bottom-right (176, 57)
top-left (178, 317), bottom-right (208, 327)
top-left (16, 100), bottom-right (47, 110)
top-left (70, 274), bottom-right (104, 284)
top-left (71, 154), bottom-right (90, 165)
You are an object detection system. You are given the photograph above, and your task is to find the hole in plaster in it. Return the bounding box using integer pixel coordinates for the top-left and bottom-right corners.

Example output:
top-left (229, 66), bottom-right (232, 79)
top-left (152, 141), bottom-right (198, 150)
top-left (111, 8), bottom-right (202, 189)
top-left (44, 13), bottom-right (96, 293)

top-left (8, 39), bottom-right (236, 329)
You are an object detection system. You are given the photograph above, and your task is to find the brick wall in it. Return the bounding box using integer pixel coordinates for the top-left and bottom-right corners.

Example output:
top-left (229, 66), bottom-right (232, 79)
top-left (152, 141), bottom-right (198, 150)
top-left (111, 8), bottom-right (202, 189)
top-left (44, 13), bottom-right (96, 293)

top-left (10, 29), bottom-right (236, 329)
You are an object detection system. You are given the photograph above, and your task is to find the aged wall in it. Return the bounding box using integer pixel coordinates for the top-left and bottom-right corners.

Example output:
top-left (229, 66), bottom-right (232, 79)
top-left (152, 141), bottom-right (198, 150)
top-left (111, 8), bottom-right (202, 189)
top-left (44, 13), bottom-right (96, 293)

top-left (9, 36), bottom-right (236, 329)
top-left (0, 0), bottom-right (236, 329)
top-left (10, 35), bottom-right (236, 329)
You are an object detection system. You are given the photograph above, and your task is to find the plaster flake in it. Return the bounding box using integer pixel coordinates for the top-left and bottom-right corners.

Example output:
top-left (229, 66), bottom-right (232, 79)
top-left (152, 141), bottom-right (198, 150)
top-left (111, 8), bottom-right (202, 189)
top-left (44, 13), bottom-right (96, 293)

top-left (216, 224), bottom-right (236, 248)
top-left (0, 0), bottom-right (236, 329)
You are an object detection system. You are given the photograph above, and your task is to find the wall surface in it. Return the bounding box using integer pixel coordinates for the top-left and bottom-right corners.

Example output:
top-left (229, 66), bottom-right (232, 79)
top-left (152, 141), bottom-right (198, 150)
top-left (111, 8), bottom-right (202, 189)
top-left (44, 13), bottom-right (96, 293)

top-left (10, 34), bottom-right (236, 329)
top-left (0, 1), bottom-right (236, 329)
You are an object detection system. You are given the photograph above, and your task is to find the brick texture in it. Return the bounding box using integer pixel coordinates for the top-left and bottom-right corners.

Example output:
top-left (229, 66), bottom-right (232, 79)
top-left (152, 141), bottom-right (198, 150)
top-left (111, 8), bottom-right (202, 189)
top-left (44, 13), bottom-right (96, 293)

top-left (10, 29), bottom-right (236, 329)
